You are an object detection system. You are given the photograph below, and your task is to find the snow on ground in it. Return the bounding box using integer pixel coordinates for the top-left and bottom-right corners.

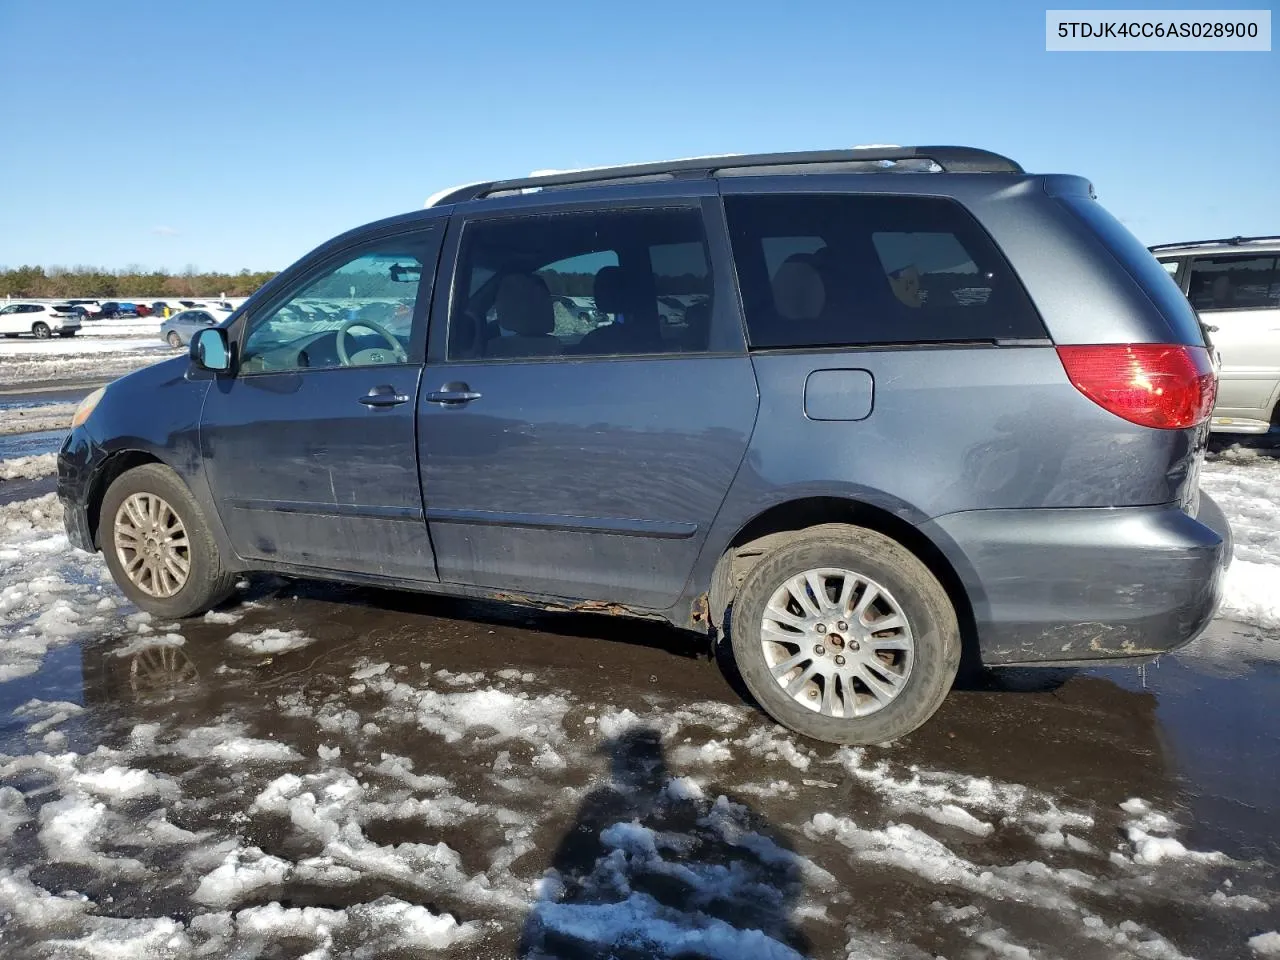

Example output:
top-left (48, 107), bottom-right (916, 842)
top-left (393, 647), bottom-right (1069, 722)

top-left (0, 455), bottom-right (1275, 956)
top-left (1202, 451), bottom-right (1280, 630)
top-left (225, 627), bottom-right (316, 656)
top-left (0, 402), bottom-right (77, 436)
top-left (0, 330), bottom-right (170, 386)
top-left (0, 452), bottom-right (57, 481)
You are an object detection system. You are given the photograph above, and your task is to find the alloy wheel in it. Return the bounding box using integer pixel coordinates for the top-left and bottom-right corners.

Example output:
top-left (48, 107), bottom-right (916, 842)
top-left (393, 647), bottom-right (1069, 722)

top-left (113, 492), bottom-right (191, 598)
top-left (759, 567), bottom-right (915, 718)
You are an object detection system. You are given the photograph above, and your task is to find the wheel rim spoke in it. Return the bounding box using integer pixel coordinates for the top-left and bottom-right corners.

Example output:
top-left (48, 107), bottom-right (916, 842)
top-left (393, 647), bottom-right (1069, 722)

top-left (854, 584), bottom-right (881, 622)
top-left (867, 613), bottom-right (906, 634)
top-left (785, 662), bottom-right (822, 697)
top-left (764, 601), bottom-right (809, 631)
top-left (769, 649), bottom-right (811, 680)
top-left (820, 675), bottom-right (838, 715)
top-left (835, 574), bottom-right (858, 616)
top-left (856, 661), bottom-right (904, 704)
top-left (805, 571), bottom-right (831, 611)
top-left (839, 671), bottom-right (861, 718)
top-left (869, 635), bottom-right (911, 652)
top-left (786, 574), bottom-right (824, 619)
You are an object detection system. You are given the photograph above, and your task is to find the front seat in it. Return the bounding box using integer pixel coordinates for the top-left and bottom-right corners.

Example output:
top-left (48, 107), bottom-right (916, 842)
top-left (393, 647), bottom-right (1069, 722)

top-left (485, 273), bottom-right (562, 359)
top-left (573, 265), bottom-right (663, 355)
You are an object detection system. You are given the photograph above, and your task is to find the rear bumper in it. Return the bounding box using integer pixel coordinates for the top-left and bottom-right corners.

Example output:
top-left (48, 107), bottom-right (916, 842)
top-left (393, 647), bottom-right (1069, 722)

top-left (921, 494), bottom-right (1232, 665)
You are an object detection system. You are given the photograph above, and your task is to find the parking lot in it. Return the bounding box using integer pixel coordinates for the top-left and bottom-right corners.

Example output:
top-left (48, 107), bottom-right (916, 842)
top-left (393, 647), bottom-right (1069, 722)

top-left (1, 333), bottom-right (1278, 958)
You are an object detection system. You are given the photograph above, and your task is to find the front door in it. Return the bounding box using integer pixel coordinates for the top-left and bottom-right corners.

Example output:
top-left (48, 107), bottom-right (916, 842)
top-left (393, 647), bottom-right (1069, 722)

top-left (419, 198), bottom-right (757, 610)
top-left (201, 227), bottom-right (442, 580)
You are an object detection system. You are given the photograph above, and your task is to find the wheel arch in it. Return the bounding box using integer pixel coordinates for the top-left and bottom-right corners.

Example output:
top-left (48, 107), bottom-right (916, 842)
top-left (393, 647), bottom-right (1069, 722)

top-left (706, 496), bottom-right (981, 668)
top-left (87, 450), bottom-right (169, 550)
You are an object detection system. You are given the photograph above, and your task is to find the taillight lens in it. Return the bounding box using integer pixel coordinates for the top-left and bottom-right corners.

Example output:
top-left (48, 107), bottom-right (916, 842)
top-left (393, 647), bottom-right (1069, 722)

top-left (1057, 344), bottom-right (1216, 430)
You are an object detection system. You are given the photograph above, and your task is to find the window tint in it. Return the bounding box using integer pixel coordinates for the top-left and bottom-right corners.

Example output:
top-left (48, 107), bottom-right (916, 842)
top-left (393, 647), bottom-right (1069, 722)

top-left (725, 194), bottom-right (1044, 348)
top-left (240, 239), bottom-right (430, 374)
top-left (448, 208), bottom-right (713, 360)
top-left (1187, 255), bottom-right (1280, 312)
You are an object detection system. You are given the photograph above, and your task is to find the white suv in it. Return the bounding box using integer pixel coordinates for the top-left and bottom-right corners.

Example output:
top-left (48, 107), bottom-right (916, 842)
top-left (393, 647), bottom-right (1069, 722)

top-left (0, 303), bottom-right (83, 339)
top-left (1153, 236), bottom-right (1280, 434)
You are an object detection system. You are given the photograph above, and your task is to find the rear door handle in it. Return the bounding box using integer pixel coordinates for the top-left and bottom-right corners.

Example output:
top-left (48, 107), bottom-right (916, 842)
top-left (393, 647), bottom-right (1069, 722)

top-left (426, 381), bottom-right (482, 405)
top-left (359, 385), bottom-right (411, 407)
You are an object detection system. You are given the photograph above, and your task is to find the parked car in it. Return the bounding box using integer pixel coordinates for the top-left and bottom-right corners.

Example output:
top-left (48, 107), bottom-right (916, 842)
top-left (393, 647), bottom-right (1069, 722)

top-left (0, 302), bottom-right (81, 338)
top-left (96, 301), bottom-right (127, 319)
top-left (50, 303), bottom-right (92, 323)
top-left (1151, 235), bottom-right (1280, 434)
top-left (63, 299), bottom-right (102, 318)
top-left (159, 308), bottom-right (228, 348)
top-left (58, 146), bottom-right (1232, 745)
top-left (135, 303), bottom-right (153, 318)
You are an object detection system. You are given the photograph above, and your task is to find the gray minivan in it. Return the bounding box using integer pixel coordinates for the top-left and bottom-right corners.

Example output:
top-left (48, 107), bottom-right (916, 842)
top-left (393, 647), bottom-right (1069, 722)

top-left (58, 147), bottom-right (1231, 744)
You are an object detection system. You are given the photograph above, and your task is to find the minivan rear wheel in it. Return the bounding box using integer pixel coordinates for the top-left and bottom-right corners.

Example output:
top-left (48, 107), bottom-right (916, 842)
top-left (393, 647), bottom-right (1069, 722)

top-left (98, 463), bottom-right (236, 618)
top-left (729, 524), bottom-right (960, 744)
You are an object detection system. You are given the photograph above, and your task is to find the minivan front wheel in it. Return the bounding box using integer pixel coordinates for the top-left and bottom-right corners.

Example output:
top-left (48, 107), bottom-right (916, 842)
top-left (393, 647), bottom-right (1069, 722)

top-left (730, 524), bottom-right (960, 745)
top-left (99, 463), bottom-right (236, 618)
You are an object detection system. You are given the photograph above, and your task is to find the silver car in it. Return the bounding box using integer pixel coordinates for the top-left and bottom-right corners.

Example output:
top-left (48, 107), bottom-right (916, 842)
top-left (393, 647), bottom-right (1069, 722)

top-left (159, 308), bottom-right (229, 348)
top-left (1153, 235), bottom-right (1280, 434)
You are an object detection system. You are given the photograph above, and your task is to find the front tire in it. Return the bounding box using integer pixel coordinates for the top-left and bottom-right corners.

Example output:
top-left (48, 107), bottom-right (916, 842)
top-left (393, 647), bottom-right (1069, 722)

top-left (167, 331), bottom-right (182, 348)
top-left (729, 524), bottom-right (960, 745)
top-left (98, 463), bottom-right (236, 618)
top-left (32, 323), bottom-right (51, 339)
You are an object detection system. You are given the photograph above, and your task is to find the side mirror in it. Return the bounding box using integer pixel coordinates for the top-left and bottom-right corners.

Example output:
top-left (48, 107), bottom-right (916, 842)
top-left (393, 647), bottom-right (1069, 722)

top-left (191, 327), bottom-right (230, 372)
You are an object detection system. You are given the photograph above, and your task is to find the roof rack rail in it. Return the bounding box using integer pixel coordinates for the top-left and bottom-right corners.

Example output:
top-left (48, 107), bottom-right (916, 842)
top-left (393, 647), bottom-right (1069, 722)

top-left (1149, 234), bottom-right (1280, 252)
top-left (428, 146), bottom-right (1023, 206)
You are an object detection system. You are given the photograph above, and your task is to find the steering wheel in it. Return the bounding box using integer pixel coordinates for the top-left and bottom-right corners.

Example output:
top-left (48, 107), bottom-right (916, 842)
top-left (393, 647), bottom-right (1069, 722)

top-left (335, 318), bottom-right (408, 367)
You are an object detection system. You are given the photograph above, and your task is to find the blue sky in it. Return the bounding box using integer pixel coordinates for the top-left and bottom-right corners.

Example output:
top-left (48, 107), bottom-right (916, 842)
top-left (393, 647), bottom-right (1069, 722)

top-left (1, 0), bottom-right (1275, 272)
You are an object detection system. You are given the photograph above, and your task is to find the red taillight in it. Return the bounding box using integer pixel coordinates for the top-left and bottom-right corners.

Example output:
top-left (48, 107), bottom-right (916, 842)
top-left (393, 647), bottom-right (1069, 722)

top-left (1057, 344), bottom-right (1217, 430)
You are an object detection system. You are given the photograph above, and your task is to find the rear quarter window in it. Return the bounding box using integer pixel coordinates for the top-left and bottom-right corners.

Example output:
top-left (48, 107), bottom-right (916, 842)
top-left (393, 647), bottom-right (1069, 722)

top-left (1061, 197), bottom-right (1206, 346)
top-left (724, 194), bottom-right (1045, 349)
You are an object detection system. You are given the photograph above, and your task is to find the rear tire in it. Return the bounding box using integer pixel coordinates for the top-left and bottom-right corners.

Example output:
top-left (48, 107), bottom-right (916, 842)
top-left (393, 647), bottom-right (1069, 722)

top-left (98, 463), bottom-right (237, 618)
top-left (32, 323), bottom-right (51, 339)
top-left (729, 524), bottom-right (960, 745)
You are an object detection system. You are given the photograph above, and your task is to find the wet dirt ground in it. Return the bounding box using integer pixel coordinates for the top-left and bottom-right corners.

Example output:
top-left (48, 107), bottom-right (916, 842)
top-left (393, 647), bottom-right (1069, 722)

top-left (1, 569), bottom-right (1278, 959)
top-left (1, 416), bottom-right (1277, 957)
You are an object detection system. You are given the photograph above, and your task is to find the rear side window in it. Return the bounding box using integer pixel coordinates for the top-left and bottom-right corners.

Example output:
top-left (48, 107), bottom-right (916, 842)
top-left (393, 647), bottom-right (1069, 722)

top-left (1187, 255), bottom-right (1280, 312)
top-left (724, 194), bottom-right (1044, 348)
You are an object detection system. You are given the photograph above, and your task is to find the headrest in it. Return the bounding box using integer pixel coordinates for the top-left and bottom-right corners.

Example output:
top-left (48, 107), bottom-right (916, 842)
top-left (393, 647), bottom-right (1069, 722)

top-left (593, 265), bottom-right (643, 315)
top-left (771, 258), bottom-right (825, 321)
top-left (495, 273), bottom-right (554, 336)
top-left (888, 264), bottom-right (923, 308)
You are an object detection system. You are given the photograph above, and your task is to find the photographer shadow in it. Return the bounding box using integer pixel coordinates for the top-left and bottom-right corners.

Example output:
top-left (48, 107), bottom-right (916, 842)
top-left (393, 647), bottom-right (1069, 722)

top-left (519, 727), bottom-right (813, 960)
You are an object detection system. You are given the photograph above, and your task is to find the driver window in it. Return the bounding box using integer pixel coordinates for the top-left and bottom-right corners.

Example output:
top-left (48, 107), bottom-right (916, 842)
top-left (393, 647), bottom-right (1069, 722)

top-left (240, 241), bottom-right (428, 374)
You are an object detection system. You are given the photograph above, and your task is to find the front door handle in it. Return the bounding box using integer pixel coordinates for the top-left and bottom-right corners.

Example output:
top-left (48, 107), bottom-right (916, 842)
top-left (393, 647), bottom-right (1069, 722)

top-left (425, 381), bottom-right (482, 405)
top-left (359, 385), bottom-right (411, 407)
